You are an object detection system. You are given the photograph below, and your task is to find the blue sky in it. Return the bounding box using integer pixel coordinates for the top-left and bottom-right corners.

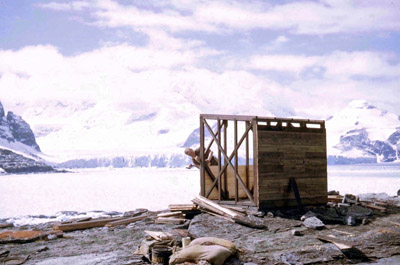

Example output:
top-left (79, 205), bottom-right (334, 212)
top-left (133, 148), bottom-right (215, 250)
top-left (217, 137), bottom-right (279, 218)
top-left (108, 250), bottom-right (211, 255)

top-left (1, 0), bottom-right (400, 118)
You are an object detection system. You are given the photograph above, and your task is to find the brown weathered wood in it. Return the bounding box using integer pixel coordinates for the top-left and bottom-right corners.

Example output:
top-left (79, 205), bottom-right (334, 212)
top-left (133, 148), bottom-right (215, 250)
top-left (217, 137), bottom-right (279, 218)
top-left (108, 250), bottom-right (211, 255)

top-left (168, 204), bottom-right (197, 211)
top-left (204, 164), bottom-right (227, 199)
top-left (224, 120), bottom-right (228, 198)
top-left (257, 145), bottom-right (326, 153)
top-left (53, 217), bottom-right (123, 232)
top-left (218, 118), bottom-right (222, 202)
top-left (234, 119), bottom-right (238, 203)
top-left (360, 202), bottom-right (387, 213)
top-left (155, 217), bottom-right (186, 225)
top-left (200, 116), bottom-right (205, 196)
top-left (201, 114), bottom-right (325, 125)
top-left (157, 212), bottom-right (184, 218)
top-left (201, 114), bottom-right (255, 121)
top-left (316, 235), bottom-right (354, 250)
top-left (204, 120), bottom-right (253, 200)
top-left (328, 195), bottom-right (344, 203)
top-left (245, 121), bottom-right (250, 188)
top-left (193, 195), bottom-right (241, 218)
top-left (106, 215), bottom-right (147, 227)
top-left (205, 165), bottom-right (254, 199)
top-left (252, 119), bottom-right (259, 207)
top-left (258, 172), bottom-right (327, 179)
top-left (259, 196), bottom-right (327, 208)
top-left (258, 130), bottom-right (326, 139)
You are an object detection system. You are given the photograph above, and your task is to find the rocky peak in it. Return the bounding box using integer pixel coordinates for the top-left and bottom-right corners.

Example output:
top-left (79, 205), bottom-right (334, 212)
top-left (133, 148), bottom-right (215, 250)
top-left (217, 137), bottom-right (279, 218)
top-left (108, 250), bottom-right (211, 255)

top-left (0, 101), bottom-right (4, 118)
top-left (6, 111), bottom-right (41, 152)
top-left (348, 100), bottom-right (376, 109)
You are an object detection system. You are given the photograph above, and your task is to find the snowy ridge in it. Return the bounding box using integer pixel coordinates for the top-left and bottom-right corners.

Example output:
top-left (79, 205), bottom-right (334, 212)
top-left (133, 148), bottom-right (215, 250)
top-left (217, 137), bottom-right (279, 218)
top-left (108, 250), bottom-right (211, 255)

top-left (2, 98), bottom-right (400, 167)
top-left (58, 153), bottom-right (191, 168)
top-left (327, 100), bottom-right (400, 164)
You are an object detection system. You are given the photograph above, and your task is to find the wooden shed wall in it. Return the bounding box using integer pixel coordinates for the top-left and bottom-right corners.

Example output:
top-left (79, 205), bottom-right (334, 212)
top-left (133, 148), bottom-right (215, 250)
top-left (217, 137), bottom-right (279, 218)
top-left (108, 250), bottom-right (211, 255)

top-left (205, 165), bottom-right (254, 200)
top-left (257, 126), bottom-right (327, 208)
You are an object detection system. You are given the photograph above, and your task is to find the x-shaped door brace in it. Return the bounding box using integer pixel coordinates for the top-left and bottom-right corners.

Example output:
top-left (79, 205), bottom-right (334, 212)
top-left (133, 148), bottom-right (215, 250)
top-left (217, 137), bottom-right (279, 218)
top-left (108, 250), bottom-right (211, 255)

top-left (203, 119), bottom-right (254, 202)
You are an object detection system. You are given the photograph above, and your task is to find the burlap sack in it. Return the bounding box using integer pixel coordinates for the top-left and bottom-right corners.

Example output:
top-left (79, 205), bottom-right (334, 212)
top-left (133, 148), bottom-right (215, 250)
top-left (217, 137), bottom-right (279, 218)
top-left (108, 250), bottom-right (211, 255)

top-left (169, 244), bottom-right (232, 265)
top-left (189, 237), bottom-right (237, 254)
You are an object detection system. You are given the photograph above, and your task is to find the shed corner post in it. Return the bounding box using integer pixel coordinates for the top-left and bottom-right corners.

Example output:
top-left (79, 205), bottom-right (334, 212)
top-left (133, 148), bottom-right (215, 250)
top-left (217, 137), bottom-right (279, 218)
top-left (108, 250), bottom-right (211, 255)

top-left (200, 115), bottom-right (205, 197)
top-left (252, 117), bottom-right (259, 208)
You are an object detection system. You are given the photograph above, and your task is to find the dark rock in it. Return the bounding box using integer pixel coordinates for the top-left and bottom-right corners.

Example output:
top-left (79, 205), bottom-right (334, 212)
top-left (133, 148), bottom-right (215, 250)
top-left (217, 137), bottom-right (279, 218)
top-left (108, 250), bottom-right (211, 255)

top-left (0, 102), bottom-right (4, 118)
top-left (0, 148), bottom-right (54, 173)
top-left (388, 130), bottom-right (400, 145)
top-left (266, 211), bottom-right (274, 218)
top-left (328, 190), bottom-right (340, 195)
top-left (300, 210), bottom-right (317, 221)
top-left (291, 229), bottom-right (302, 236)
top-left (7, 111), bottom-right (41, 151)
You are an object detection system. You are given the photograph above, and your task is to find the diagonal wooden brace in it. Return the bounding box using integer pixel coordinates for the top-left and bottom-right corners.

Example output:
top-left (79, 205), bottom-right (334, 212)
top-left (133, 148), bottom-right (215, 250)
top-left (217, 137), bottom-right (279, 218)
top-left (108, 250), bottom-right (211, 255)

top-left (204, 120), bottom-right (254, 202)
top-left (205, 122), bottom-right (253, 198)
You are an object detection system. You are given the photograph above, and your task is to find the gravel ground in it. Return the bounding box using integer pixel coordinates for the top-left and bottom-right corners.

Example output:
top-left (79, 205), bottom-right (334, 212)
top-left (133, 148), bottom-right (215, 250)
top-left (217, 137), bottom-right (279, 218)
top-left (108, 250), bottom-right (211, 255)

top-left (2, 204), bottom-right (400, 265)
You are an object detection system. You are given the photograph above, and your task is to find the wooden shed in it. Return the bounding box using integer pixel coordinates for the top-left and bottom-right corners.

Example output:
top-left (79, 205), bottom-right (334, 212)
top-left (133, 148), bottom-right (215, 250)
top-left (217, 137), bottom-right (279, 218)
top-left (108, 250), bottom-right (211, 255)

top-left (199, 114), bottom-right (327, 209)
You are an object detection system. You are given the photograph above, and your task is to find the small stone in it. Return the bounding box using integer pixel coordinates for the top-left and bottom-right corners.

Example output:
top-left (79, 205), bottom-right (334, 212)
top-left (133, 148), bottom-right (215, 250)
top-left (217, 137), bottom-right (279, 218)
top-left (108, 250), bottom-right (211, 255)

top-left (291, 229), bottom-right (302, 236)
top-left (346, 215), bottom-right (356, 226)
top-left (327, 202), bottom-right (336, 207)
top-left (300, 211), bottom-right (316, 221)
top-left (266, 212), bottom-right (274, 218)
top-left (36, 246), bottom-right (49, 252)
top-left (342, 194), bottom-right (359, 204)
top-left (47, 234), bottom-right (57, 240)
top-left (303, 217), bottom-right (325, 230)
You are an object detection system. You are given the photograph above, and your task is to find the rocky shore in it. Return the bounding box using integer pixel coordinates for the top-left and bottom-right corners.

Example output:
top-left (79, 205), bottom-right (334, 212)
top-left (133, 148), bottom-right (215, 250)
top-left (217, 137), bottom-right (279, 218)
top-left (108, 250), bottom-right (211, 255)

top-left (2, 196), bottom-right (400, 265)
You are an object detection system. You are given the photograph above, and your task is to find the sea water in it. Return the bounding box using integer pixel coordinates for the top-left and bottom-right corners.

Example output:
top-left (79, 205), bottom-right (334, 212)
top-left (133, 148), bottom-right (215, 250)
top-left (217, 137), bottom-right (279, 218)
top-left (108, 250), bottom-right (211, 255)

top-left (0, 165), bottom-right (399, 224)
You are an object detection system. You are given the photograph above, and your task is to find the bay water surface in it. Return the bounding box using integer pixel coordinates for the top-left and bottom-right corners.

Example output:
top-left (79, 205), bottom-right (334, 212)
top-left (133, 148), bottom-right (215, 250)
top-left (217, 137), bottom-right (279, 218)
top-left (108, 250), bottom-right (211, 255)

top-left (1, 164), bottom-right (399, 223)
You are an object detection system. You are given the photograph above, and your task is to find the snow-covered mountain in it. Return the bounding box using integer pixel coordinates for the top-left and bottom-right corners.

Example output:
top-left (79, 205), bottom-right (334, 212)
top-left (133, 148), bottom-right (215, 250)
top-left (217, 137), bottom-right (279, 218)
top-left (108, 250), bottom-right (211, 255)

top-left (327, 100), bottom-right (400, 164)
top-left (2, 96), bottom-right (399, 168)
top-left (0, 101), bottom-right (55, 173)
top-left (2, 85), bottom-right (275, 167)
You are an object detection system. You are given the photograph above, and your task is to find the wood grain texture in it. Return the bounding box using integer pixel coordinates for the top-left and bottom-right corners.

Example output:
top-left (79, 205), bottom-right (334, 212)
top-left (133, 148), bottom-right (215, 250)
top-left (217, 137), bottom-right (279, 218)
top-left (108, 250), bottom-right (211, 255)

top-left (256, 126), bottom-right (327, 207)
top-left (205, 165), bottom-right (254, 200)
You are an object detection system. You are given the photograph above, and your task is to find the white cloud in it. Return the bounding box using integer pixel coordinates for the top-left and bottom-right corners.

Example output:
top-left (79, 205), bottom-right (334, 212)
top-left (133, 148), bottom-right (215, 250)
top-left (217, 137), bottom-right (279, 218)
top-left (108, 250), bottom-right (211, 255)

top-left (37, 0), bottom-right (400, 35)
top-left (245, 51), bottom-right (400, 78)
top-left (247, 54), bottom-right (319, 74)
top-left (37, 1), bottom-right (89, 11)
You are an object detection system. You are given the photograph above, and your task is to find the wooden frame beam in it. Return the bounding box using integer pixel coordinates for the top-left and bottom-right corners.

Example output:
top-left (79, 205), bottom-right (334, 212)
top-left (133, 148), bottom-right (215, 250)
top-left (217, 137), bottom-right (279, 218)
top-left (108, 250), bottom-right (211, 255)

top-left (203, 119), bottom-right (254, 202)
top-left (204, 120), bottom-right (253, 199)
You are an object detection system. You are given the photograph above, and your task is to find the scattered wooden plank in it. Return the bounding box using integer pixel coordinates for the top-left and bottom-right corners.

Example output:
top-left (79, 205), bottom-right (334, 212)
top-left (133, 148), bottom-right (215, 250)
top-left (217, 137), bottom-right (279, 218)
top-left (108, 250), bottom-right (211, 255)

top-left (193, 195), bottom-right (241, 218)
top-left (157, 212), bottom-right (185, 218)
top-left (360, 202), bottom-right (387, 213)
top-left (328, 195), bottom-right (344, 203)
top-left (316, 235), bottom-right (354, 250)
top-left (144, 230), bottom-right (173, 241)
top-left (53, 217), bottom-right (123, 232)
top-left (0, 230), bottom-right (47, 244)
top-left (155, 217), bottom-right (186, 225)
top-left (105, 215), bottom-right (147, 227)
top-left (193, 198), bottom-right (227, 217)
top-left (168, 204), bottom-right (197, 211)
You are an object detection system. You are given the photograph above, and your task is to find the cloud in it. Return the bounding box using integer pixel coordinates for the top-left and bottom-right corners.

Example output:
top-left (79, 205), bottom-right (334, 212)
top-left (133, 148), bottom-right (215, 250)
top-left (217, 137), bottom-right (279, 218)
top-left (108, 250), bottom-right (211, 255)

top-left (0, 40), bottom-right (280, 119)
top-left (36, 0), bottom-right (400, 35)
top-left (37, 1), bottom-right (89, 11)
top-left (245, 51), bottom-right (400, 78)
